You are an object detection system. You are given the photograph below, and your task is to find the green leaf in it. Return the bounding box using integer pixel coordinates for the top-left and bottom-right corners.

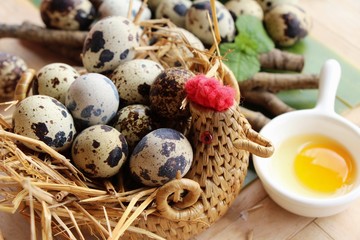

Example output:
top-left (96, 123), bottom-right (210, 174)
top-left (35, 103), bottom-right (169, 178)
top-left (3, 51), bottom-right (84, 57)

top-left (220, 44), bottom-right (260, 82)
top-left (235, 15), bottom-right (275, 54)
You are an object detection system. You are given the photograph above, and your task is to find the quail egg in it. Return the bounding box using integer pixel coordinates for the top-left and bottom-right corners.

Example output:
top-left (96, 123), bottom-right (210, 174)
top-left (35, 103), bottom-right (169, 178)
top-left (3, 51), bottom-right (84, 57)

top-left (72, 124), bottom-right (128, 178)
top-left (130, 128), bottom-right (193, 186)
top-left (185, 0), bottom-right (236, 45)
top-left (33, 63), bottom-right (79, 104)
top-left (98, 0), bottom-right (152, 21)
top-left (82, 16), bottom-right (141, 73)
top-left (149, 67), bottom-right (194, 119)
top-left (155, 0), bottom-right (192, 28)
top-left (13, 95), bottom-right (76, 152)
top-left (264, 3), bottom-right (311, 47)
top-left (255, 0), bottom-right (299, 12)
top-left (40, 0), bottom-right (96, 30)
top-left (65, 73), bottom-right (119, 130)
top-left (113, 104), bottom-right (155, 150)
top-left (111, 59), bottom-right (164, 106)
top-left (0, 52), bottom-right (28, 101)
top-left (225, 0), bottom-right (264, 20)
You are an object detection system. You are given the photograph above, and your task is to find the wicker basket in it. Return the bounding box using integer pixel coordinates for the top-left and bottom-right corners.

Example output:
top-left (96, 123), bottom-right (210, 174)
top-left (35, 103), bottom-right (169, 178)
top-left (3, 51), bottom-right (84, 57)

top-left (0, 5), bottom-right (274, 239)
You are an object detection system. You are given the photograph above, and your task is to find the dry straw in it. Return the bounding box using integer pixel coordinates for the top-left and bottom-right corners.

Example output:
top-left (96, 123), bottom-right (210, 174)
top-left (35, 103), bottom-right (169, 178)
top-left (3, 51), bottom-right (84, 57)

top-left (0, 1), bottom-right (274, 239)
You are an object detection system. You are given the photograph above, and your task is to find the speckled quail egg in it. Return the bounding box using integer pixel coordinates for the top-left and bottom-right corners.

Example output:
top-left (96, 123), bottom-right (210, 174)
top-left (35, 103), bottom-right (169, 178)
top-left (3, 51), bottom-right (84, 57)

top-left (111, 59), bottom-right (164, 106)
top-left (33, 63), bottom-right (79, 104)
top-left (82, 16), bottom-right (141, 73)
top-left (13, 95), bottom-right (76, 152)
top-left (65, 73), bottom-right (119, 130)
top-left (185, 0), bottom-right (235, 45)
top-left (40, 0), bottom-right (96, 30)
top-left (0, 52), bottom-right (28, 101)
top-left (113, 104), bottom-right (154, 150)
top-left (264, 3), bottom-right (311, 47)
top-left (155, 0), bottom-right (192, 28)
top-left (98, 0), bottom-right (152, 21)
top-left (225, 0), bottom-right (264, 20)
top-left (72, 124), bottom-right (128, 178)
top-left (149, 67), bottom-right (194, 119)
top-left (129, 128), bottom-right (193, 186)
top-left (255, 0), bottom-right (298, 12)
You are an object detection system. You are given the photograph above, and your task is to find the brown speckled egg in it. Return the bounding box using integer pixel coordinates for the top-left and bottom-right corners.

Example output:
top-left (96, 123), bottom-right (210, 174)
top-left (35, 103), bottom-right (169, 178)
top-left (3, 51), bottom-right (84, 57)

top-left (40, 0), bottom-right (96, 30)
top-left (129, 128), bottom-right (193, 186)
top-left (82, 16), bottom-right (141, 73)
top-left (149, 67), bottom-right (194, 119)
top-left (13, 95), bottom-right (76, 152)
top-left (0, 52), bottom-right (27, 101)
top-left (33, 63), bottom-right (79, 104)
top-left (113, 104), bottom-right (154, 150)
top-left (72, 124), bottom-right (128, 178)
top-left (111, 59), bottom-right (164, 106)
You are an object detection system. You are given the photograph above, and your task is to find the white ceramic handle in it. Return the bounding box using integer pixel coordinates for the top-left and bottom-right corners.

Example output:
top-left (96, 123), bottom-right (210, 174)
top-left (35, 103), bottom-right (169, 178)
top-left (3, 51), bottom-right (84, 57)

top-left (315, 59), bottom-right (342, 113)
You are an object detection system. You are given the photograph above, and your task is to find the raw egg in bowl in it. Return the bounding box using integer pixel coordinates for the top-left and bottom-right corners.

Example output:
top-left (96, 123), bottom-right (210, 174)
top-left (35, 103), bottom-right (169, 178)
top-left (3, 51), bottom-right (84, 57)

top-left (253, 59), bottom-right (360, 217)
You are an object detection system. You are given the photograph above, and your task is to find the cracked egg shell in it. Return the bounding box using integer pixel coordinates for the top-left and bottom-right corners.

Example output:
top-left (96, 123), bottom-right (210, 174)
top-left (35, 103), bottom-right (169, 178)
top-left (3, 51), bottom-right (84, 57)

top-left (13, 95), bottom-right (76, 152)
top-left (113, 104), bottom-right (155, 150)
top-left (82, 16), bottom-right (141, 73)
top-left (33, 63), bottom-right (80, 104)
top-left (149, 67), bottom-right (194, 119)
top-left (72, 124), bottom-right (128, 178)
top-left (185, 0), bottom-right (235, 45)
top-left (129, 128), bottom-right (193, 187)
top-left (111, 59), bottom-right (164, 106)
top-left (264, 3), bottom-right (311, 47)
top-left (65, 73), bottom-right (119, 130)
top-left (0, 52), bottom-right (28, 101)
top-left (40, 0), bottom-right (96, 30)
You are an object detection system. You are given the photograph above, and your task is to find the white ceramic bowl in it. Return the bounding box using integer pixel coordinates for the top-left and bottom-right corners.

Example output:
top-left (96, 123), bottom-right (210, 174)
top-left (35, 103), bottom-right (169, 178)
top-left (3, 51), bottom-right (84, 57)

top-left (253, 59), bottom-right (360, 217)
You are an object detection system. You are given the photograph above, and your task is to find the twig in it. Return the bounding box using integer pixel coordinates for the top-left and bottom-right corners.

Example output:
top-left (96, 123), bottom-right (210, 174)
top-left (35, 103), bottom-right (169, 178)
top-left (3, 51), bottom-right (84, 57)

top-left (259, 48), bottom-right (305, 72)
top-left (0, 21), bottom-right (87, 48)
top-left (240, 107), bottom-right (270, 131)
top-left (240, 72), bottom-right (319, 92)
top-left (243, 91), bottom-right (295, 116)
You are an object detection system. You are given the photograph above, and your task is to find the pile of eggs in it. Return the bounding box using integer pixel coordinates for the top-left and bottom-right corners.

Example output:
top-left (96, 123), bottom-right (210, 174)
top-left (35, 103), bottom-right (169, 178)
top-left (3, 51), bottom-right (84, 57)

top-left (10, 56), bottom-right (195, 187)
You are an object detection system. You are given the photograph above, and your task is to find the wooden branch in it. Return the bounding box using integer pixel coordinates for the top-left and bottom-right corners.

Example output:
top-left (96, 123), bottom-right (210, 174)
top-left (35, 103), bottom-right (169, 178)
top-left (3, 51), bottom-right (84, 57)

top-left (259, 49), bottom-right (305, 72)
top-left (240, 107), bottom-right (271, 131)
top-left (242, 91), bottom-right (295, 116)
top-left (240, 72), bottom-right (319, 92)
top-left (0, 21), bottom-right (87, 48)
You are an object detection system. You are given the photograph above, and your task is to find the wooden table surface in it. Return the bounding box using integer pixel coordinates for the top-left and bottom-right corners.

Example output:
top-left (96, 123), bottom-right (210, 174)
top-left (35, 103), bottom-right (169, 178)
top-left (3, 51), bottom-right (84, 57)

top-left (1, 0), bottom-right (360, 239)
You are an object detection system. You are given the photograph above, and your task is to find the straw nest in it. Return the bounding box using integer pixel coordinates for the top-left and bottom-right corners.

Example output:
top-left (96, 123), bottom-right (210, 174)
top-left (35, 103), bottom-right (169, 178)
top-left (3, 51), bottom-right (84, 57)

top-left (0, 3), bottom-right (270, 239)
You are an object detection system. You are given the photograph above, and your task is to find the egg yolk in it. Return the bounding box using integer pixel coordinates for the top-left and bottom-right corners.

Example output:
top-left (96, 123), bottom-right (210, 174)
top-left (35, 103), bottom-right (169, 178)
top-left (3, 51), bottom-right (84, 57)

top-left (294, 140), bottom-right (355, 193)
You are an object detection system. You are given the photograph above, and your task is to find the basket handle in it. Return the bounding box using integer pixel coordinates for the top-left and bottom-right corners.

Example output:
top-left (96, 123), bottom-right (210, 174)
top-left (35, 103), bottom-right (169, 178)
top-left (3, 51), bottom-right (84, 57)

top-left (155, 178), bottom-right (204, 221)
top-left (14, 68), bottom-right (36, 101)
top-left (233, 114), bottom-right (274, 158)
